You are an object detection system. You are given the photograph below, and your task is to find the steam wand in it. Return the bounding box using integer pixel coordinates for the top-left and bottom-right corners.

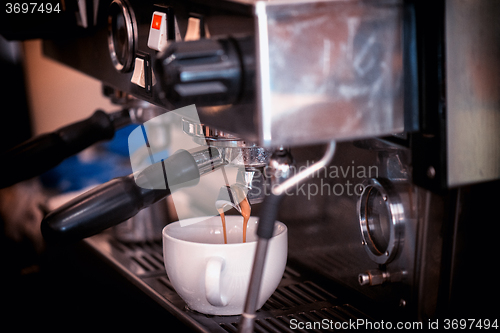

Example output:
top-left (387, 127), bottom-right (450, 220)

top-left (238, 141), bottom-right (337, 333)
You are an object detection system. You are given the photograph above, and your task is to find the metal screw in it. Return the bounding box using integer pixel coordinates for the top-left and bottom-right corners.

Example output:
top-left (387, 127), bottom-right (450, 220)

top-left (356, 185), bottom-right (364, 194)
top-left (427, 166), bottom-right (436, 179)
top-left (358, 273), bottom-right (370, 286)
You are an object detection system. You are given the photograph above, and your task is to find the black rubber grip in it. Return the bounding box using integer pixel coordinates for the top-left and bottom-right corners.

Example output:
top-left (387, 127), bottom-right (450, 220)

top-left (41, 175), bottom-right (168, 243)
top-left (41, 149), bottom-right (200, 243)
top-left (0, 110), bottom-right (116, 189)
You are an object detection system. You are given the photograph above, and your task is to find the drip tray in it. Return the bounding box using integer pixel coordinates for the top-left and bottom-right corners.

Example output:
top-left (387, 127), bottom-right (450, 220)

top-left (84, 232), bottom-right (373, 333)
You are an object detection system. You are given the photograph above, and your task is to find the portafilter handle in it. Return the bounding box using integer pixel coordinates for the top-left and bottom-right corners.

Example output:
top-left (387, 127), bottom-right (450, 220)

top-left (0, 109), bottom-right (131, 189)
top-left (41, 147), bottom-right (223, 243)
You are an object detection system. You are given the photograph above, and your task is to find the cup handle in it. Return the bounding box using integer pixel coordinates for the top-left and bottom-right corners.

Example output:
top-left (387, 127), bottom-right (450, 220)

top-left (205, 256), bottom-right (228, 307)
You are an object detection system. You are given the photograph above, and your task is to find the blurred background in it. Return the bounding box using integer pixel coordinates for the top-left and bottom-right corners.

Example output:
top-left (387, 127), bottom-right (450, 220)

top-left (0, 37), bottom-right (173, 330)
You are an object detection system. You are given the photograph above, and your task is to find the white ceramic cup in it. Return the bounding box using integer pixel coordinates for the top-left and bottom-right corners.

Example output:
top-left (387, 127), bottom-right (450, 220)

top-left (162, 215), bottom-right (287, 315)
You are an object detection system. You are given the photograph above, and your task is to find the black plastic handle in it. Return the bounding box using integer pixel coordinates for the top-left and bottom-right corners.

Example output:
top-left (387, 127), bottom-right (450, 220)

top-left (0, 110), bottom-right (117, 189)
top-left (41, 149), bottom-right (200, 243)
top-left (256, 193), bottom-right (284, 239)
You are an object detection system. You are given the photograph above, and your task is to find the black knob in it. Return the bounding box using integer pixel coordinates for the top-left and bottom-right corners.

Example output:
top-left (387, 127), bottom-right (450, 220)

top-left (155, 37), bottom-right (251, 108)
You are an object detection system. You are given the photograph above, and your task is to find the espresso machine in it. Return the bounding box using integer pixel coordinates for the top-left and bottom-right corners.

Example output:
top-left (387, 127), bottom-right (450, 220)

top-left (1, 0), bottom-right (499, 331)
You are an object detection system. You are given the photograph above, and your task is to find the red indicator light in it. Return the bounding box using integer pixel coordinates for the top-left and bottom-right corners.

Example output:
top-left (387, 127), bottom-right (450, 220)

top-left (152, 14), bottom-right (162, 30)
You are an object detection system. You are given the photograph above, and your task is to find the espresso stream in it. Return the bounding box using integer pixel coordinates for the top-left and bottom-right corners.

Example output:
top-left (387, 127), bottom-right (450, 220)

top-left (217, 197), bottom-right (251, 244)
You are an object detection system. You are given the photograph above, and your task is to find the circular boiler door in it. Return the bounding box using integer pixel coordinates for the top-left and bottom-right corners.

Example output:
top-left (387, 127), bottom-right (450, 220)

top-left (107, 0), bottom-right (136, 73)
top-left (358, 178), bottom-right (405, 265)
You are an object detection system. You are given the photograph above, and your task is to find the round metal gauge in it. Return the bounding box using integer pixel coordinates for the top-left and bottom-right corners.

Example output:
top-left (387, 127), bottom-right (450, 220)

top-left (358, 178), bottom-right (404, 264)
top-left (107, 0), bottom-right (136, 72)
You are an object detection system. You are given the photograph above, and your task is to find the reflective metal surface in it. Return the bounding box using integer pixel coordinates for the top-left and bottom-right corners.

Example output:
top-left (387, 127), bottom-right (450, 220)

top-left (358, 178), bottom-right (404, 264)
top-left (46, 0), bottom-right (405, 147)
top-left (255, 0), bottom-right (404, 146)
top-left (112, 198), bottom-right (169, 242)
top-left (107, 0), bottom-right (137, 72)
top-left (445, 0), bottom-right (500, 186)
top-left (84, 231), bottom-right (375, 333)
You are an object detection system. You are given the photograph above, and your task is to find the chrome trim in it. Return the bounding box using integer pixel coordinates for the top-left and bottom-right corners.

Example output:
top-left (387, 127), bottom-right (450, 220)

top-left (107, 0), bottom-right (136, 73)
top-left (358, 178), bottom-right (404, 264)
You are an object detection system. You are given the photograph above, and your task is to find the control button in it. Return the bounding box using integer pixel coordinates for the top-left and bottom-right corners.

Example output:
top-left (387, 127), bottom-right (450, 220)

top-left (108, 0), bottom-right (136, 72)
top-left (184, 16), bottom-right (210, 41)
top-left (154, 37), bottom-right (247, 108)
top-left (76, 0), bottom-right (88, 28)
top-left (76, 0), bottom-right (100, 27)
top-left (131, 52), bottom-right (153, 94)
top-left (358, 178), bottom-right (405, 265)
top-left (152, 13), bottom-right (162, 30)
top-left (147, 11), bottom-right (167, 51)
top-left (131, 57), bottom-right (146, 88)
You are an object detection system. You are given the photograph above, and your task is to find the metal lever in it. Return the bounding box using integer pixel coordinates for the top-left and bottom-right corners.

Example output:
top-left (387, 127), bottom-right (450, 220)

top-left (238, 141), bottom-right (336, 333)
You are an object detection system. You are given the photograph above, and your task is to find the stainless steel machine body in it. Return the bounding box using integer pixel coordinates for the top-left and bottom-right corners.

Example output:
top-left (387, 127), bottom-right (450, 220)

top-left (43, 0), bottom-right (404, 147)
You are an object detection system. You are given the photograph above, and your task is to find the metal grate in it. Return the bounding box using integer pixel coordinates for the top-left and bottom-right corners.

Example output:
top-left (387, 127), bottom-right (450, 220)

top-left (85, 233), bottom-right (373, 333)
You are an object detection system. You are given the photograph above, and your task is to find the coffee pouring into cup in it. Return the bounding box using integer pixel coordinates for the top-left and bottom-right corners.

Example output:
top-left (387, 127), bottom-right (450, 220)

top-left (162, 215), bottom-right (287, 316)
